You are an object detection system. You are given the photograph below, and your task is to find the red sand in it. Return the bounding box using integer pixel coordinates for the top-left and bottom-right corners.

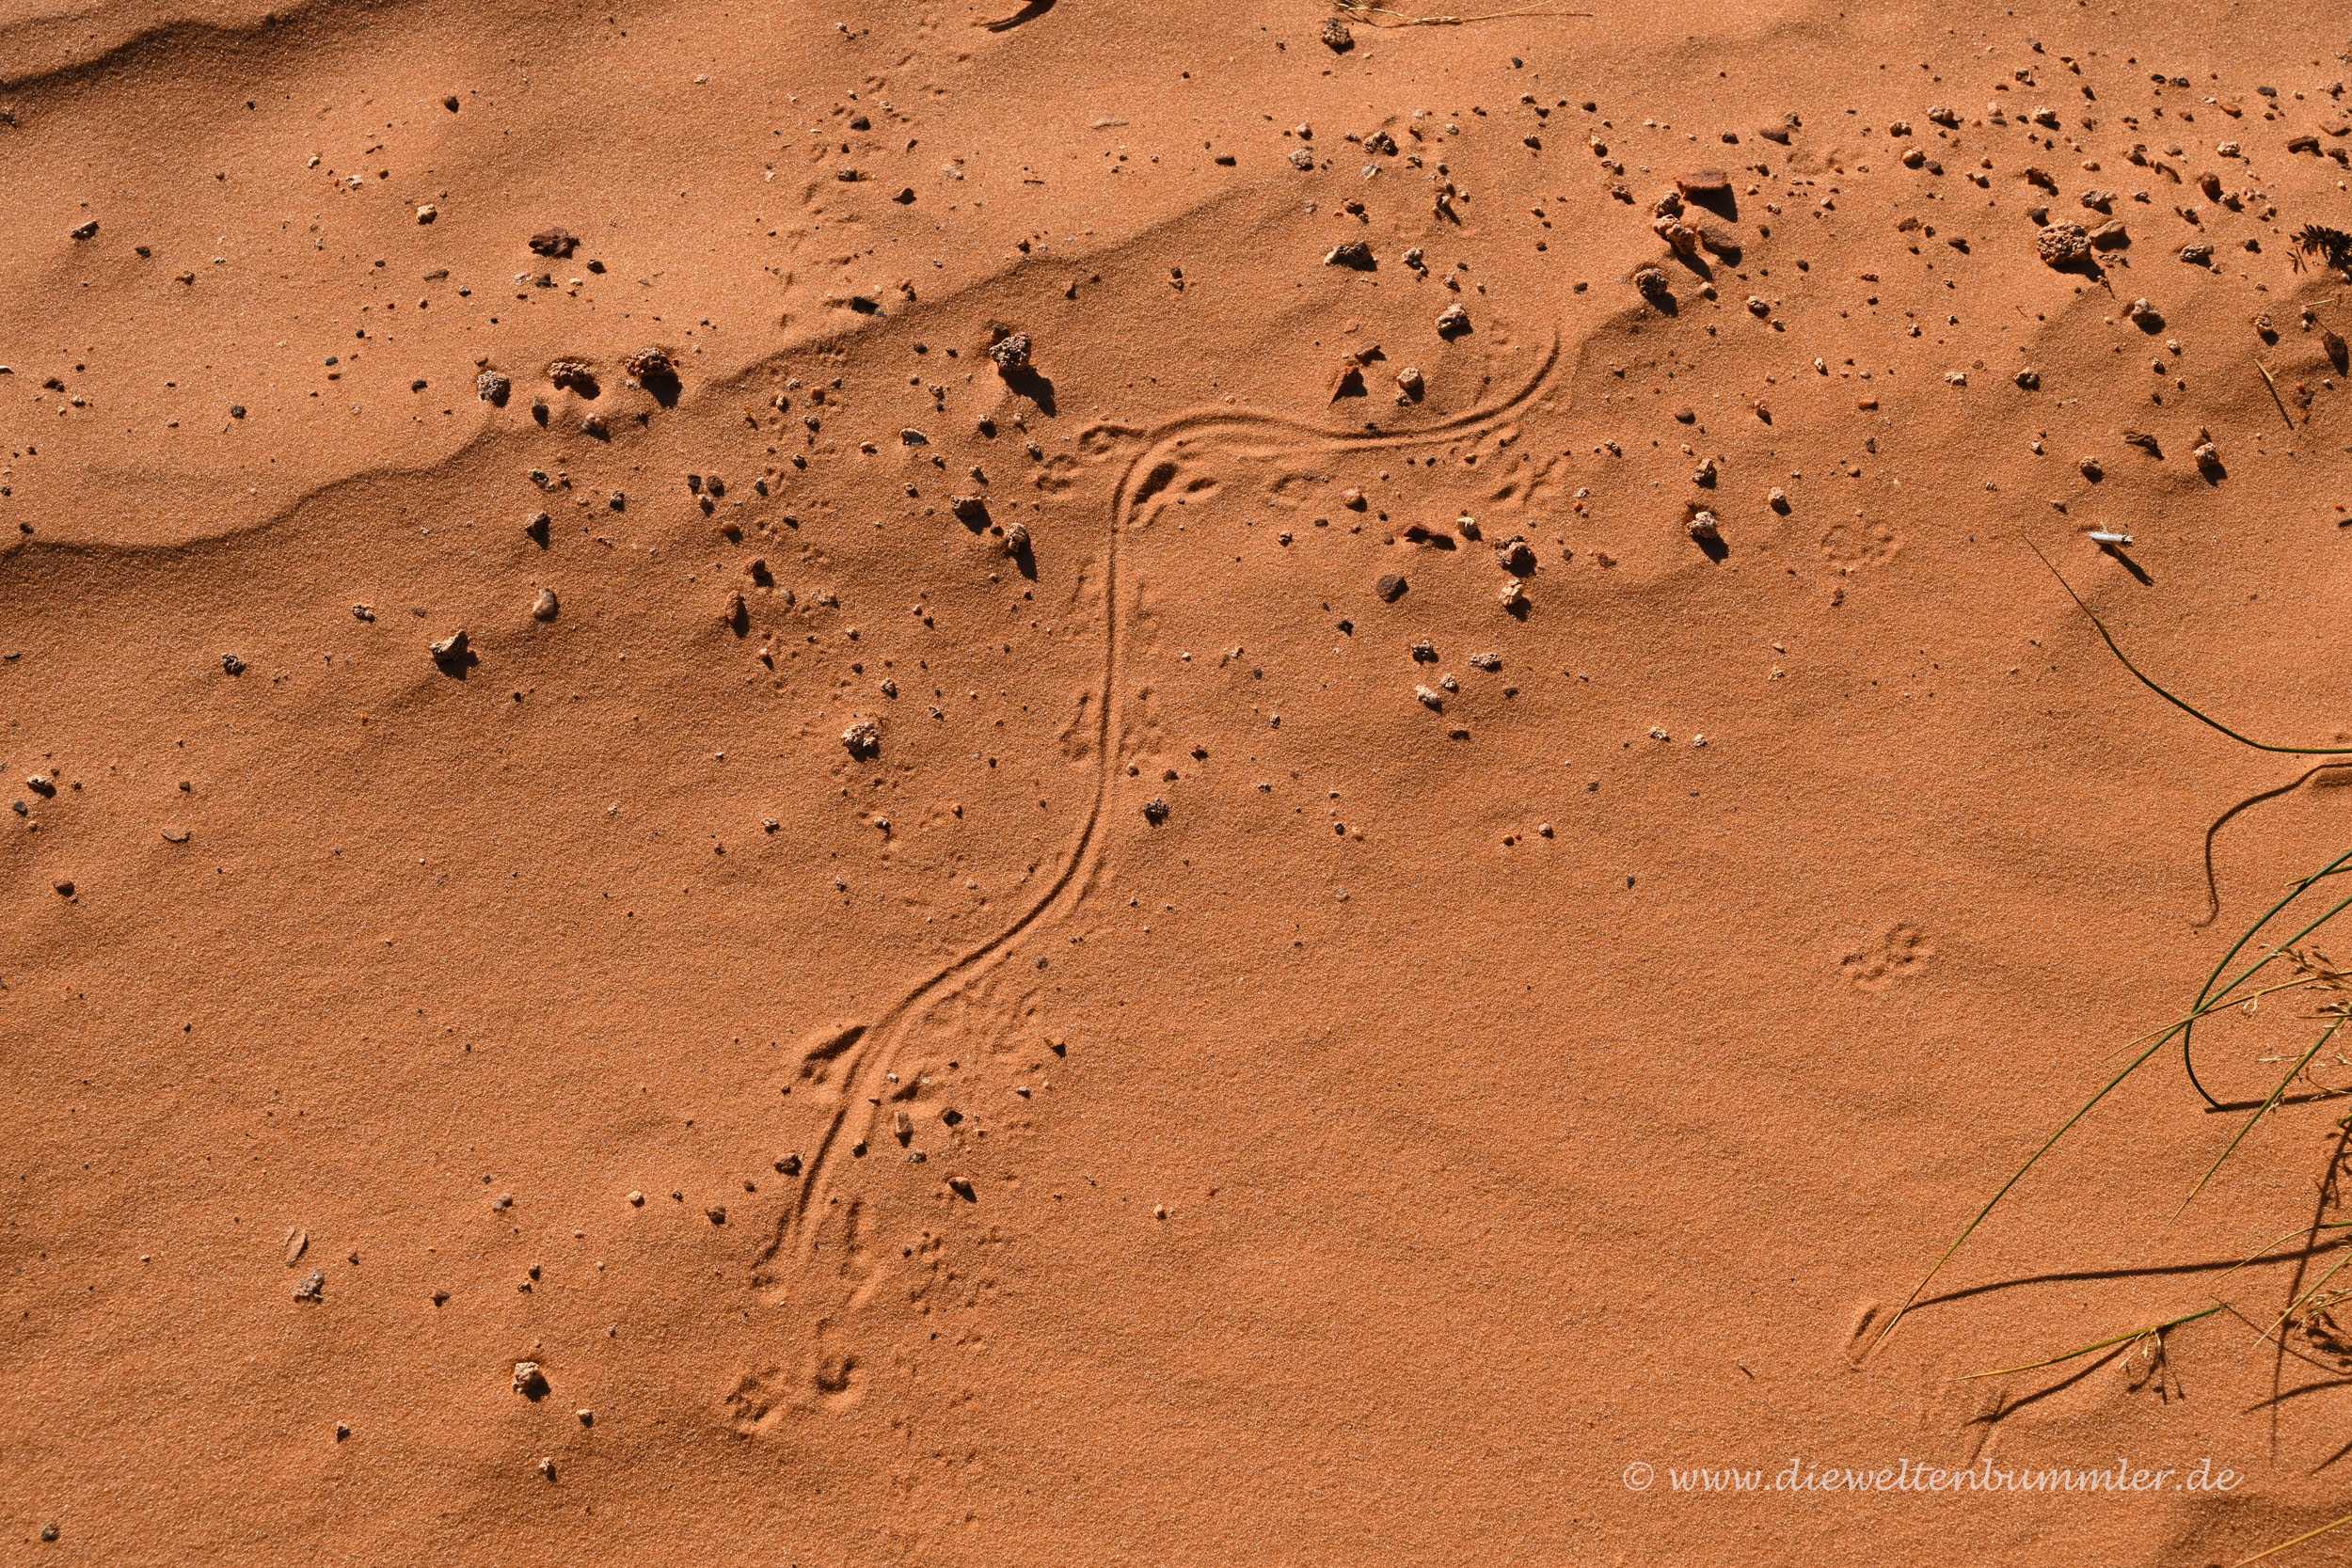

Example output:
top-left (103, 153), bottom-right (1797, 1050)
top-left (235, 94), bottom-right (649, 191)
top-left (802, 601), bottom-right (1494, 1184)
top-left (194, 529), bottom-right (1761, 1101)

top-left (7, 1), bottom-right (2352, 1560)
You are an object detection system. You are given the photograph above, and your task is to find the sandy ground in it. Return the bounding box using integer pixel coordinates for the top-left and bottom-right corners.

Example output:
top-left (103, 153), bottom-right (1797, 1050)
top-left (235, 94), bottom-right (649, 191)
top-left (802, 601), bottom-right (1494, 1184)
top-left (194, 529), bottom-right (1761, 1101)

top-left (6, 0), bottom-right (2352, 1560)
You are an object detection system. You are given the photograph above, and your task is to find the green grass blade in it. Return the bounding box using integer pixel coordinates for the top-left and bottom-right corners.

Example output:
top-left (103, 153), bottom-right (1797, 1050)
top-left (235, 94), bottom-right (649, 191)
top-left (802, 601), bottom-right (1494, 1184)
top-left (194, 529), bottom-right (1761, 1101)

top-left (1963, 1303), bottom-right (2227, 1380)
top-left (2235, 1509), bottom-right (2352, 1566)
top-left (2028, 538), bottom-right (2352, 756)
top-left (2173, 1011), bottom-right (2349, 1221)
top-left (1876, 978), bottom-right (2328, 1357)
top-left (1871, 1019), bottom-right (2191, 1356)
top-left (2183, 869), bottom-right (2352, 1114)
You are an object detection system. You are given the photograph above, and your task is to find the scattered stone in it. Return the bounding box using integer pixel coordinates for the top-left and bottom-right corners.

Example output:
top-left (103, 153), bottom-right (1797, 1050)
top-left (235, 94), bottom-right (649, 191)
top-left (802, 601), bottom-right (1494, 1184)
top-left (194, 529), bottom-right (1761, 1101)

top-left (1288, 148), bottom-right (1315, 171)
top-left (476, 370), bottom-right (511, 405)
top-left (1497, 578), bottom-right (1527, 612)
top-left (581, 412), bottom-right (609, 438)
top-left (53, 879), bottom-right (75, 897)
top-left (514, 1361), bottom-right (549, 1398)
top-left (1394, 366), bottom-right (1423, 399)
top-left (548, 358), bottom-right (596, 391)
top-left (532, 588), bottom-right (559, 621)
top-left (2126, 297), bottom-right (2162, 328)
top-left (294, 1268), bottom-right (326, 1303)
top-left (1686, 510), bottom-right (1723, 542)
top-left (220, 653), bottom-right (246, 676)
top-left (70, 219), bottom-right (98, 241)
top-left (2194, 439), bottom-right (2222, 476)
top-left (774, 1153), bottom-right (803, 1176)
top-left (989, 333), bottom-right (1032, 372)
top-left (415, 204), bottom-right (437, 224)
top-left (1632, 265), bottom-right (1671, 301)
top-left (529, 229), bottom-right (579, 258)
top-left (706, 1206), bottom-right (726, 1225)
top-left (1652, 215), bottom-right (1700, 256)
top-left (284, 1227), bottom-right (308, 1266)
top-left (2036, 222), bottom-right (2091, 267)
top-left (2088, 219), bottom-right (2129, 249)
top-left (1325, 241), bottom-right (1375, 269)
top-left (1469, 651), bottom-right (1502, 672)
top-left (2178, 242), bottom-right (2214, 265)
top-left (1374, 573), bottom-right (1407, 603)
top-left (429, 630), bottom-right (469, 666)
top-left (2014, 367), bottom-right (2042, 389)
top-left (1675, 168), bottom-right (1730, 197)
top-left (1142, 797), bottom-right (1170, 825)
top-left (842, 718), bottom-right (881, 758)
top-left (1415, 685), bottom-right (1443, 710)
top-left (1496, 538), bottom-right (1535, 573)
top-left (524, 512), bottom-right (551, 546)
top-left (946, 1175), bottom-right (977, 1200)
top-left (622, 348), bottom-right (674, 384)
top-left (1435, 303), bottom-right (1470, 339)
top-left (2078, 456), bottom-right (2104, 481)
top-left (1003, 521), bottom-right (1032, 556)
top-left (1320, 16), bottom-right (1353, 51)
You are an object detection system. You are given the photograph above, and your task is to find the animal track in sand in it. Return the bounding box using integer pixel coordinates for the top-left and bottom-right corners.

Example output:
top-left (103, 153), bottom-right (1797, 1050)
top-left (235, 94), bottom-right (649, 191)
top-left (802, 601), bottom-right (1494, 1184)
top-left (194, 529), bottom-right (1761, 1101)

top-left (1843, 1300), bottom-right (1885, 1368)
top-left (1819, 516), bottom-right (1900, 571)
top-left (740, 328), bottom-right (1565, 1424)
top-left (724, 1322), bottom-right (864, 1430)
top-left (1840, 924), bottom-right (1932, 991)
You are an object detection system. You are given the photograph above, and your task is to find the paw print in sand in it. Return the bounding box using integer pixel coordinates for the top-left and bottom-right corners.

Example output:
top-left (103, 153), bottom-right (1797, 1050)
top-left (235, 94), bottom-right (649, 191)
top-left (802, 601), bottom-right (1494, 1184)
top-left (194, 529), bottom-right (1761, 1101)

top-left (1840, 924), bottom-right (1931, 991)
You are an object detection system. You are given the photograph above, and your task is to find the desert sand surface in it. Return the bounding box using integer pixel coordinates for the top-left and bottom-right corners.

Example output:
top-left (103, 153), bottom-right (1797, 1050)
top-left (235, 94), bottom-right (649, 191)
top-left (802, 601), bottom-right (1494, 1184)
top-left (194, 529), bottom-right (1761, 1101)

top-left (6, 0), bottom-right (2352, 1560)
